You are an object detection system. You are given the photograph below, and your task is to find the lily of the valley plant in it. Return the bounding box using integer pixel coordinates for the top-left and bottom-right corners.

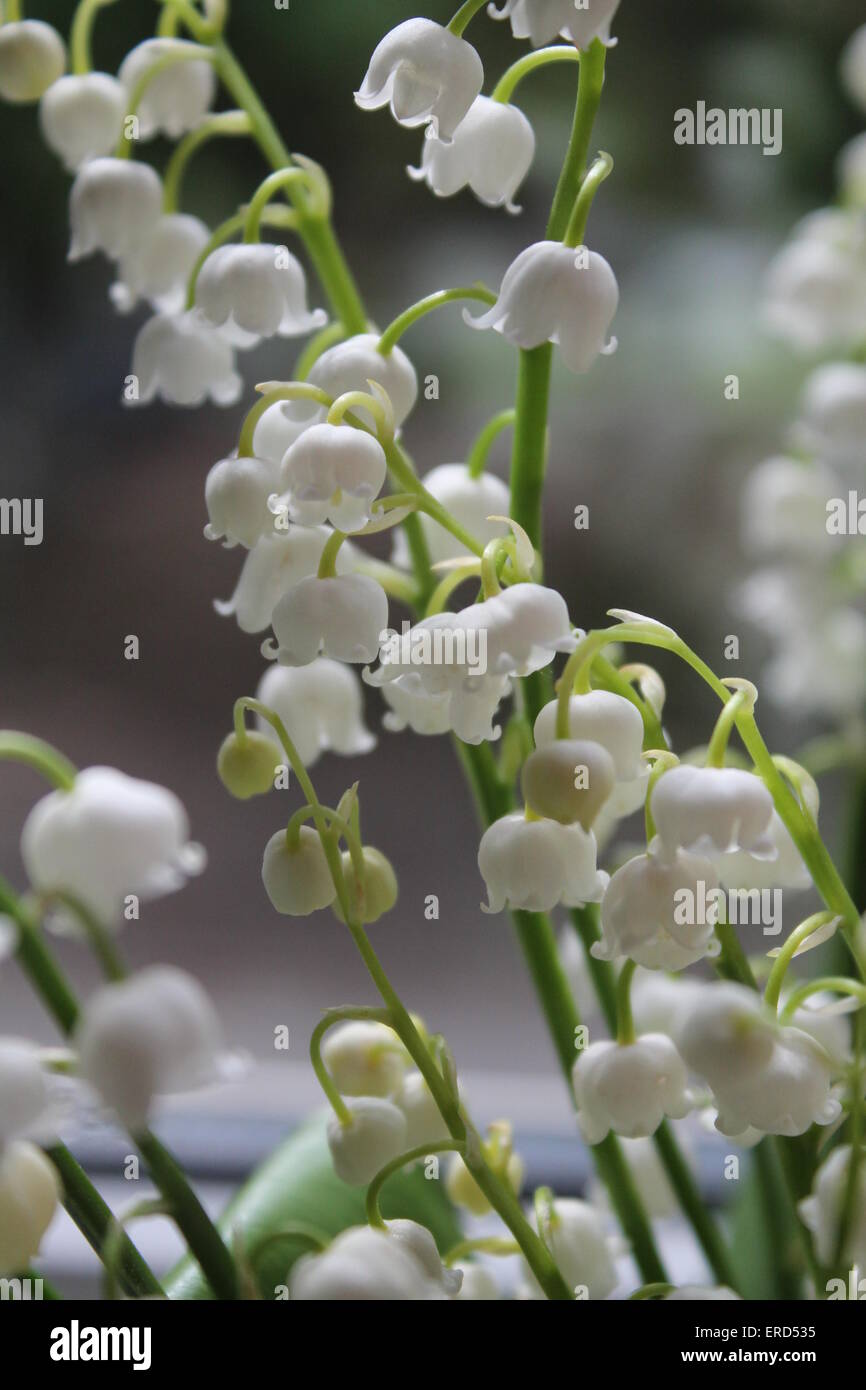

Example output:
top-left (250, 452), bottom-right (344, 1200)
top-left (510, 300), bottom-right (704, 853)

top-left (1, 0), bottom-right (865, 1302)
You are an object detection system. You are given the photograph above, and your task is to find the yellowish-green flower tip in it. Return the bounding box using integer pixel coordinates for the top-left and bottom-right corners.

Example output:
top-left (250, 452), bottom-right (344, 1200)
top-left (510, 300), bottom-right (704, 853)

top-left (217, 731), bottom-right (282, 800)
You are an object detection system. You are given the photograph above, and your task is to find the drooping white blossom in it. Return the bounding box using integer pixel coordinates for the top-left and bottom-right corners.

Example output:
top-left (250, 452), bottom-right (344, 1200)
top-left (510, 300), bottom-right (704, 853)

top-left (0, 1142), bottom-right (61, 1276)
top-left (75, 965), bottom-right (223, 1128)
top-left (762, 230), bottom-right (866, 353)
top-left (519, 1197), bottom-right (618, 1301)
top-left (267, 573), bottom-right (388, 666)
top-left (110, 212), bottom-right (209, 316)
top-left (118, 38), bottom-right (216, 140)
top-left (385, 1218), bottom-right (462, 1296)
top-left (651, 765), bottom-right (775, 860)
top-left (594, 847), bottom-right (721, 970)
top-left (290, 1222), bottom-right (455, 1300)
top-left (130, 311), bottom-right (242, 407)
top-left (799, 1146), bottom-right (866, 1271)
top-left (355, 19), bottom-right (484, 141)
top-left (376, 669), bottom-right (512, 745)
top-left (391, 463), bottom-right (509, 568)
top-left (326, 1096), bottom-right (408, 1186)
top-left (205, 454), bottom-right (281, 549)
top-left (794, 362), bottom-right (866, 474)
top-left (277, 422), bottom-right (387, 532)
top-left (763, 612), bottom-right (866, 719)
top-left (0, 20), bottom-right (65, 104)
top-left (465, 241), bottom-right (619, 373)
top-left (68, 157), bottom-right (163, 262)
top-left (22, 766), bottom-right (204, 927)
top-left (490, 0), bottom-right (622, 50)
top-left (256, 659), bottom-right (376, 766)
top-left (215, 528), bottom-right (359, 635)
top-left (393, 1070), bottom-right (452, 1148)
top-left (477, 811), bottom-right (607, 913)
top-left (261, 826), bottom-right (336, 917)
top-left (715, 811), bottom-right (811, 892)
top-left (741, 456), bottom-right (838, 561)
top-left (298, 333), bottom-right (419, 431)
top-left (195, 243), bottom-right (326, 342)
top-left (39, 73), bottom-right (126, 172)
top-left (0, 1039), bottom-right (55, 1150)
top-left (321, 1021), bottom-right (407, 1098)
top-left (408, 96), bottom-right (535, 212)
top-left (572, 1035), bottom-right (693, 1144)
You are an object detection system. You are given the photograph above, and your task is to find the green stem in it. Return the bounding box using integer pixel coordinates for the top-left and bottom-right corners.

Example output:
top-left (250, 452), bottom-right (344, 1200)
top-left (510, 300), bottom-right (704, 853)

top-left (135, 1132), bottom-right (238, 1300)
top-left (243, 166), bottom-right (325, 242)
top-left (563, 150), bottom-right (614, 248)
top-left (365, 1142), bottom-right (465, 1227)
top-left (69, 0), bottom-right (117, 75)
top-left (466, 409), bottom-right (516, 478)
top-left (0, 731), bottom-right (76, 790)
top-left (546, 39), bottom-right (607, 240)
top-left (377, 287), bottom-right (495, 356)
top-left (764, 911), bottom-right (838, 1011)
top-left (162, 110), bottom-right (254, 213)
top-left (615, 958), bottom-right (636, 1044)
top-left (492, 45), bottom-right (582, 104)
top-left (156, 0), bottom-right (215, 44)
top-left (50, 893), bottom-right (127, 982)
top-left (308, 1007), bottom-right (392, 1125)
top-left (447, 0), bottom-right (487, 36)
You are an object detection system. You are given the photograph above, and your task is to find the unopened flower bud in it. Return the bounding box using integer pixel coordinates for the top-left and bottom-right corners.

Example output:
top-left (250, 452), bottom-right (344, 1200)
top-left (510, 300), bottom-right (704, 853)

top-left (521, 738), bottom-right (616, 827)
top-left (322, 1021), bottom-right (407, 1098)
top-left (217, 732), bottom-right (282, 800)
top-left (0, 20), bottom-right (65, 104)
top-left (39, 73), bottom-right (126, 171)
top-left (332, 847), bottom-right (398, 925)
top-left (0, 1142), bottom-right (60, 1276)
top-left (326, 1095), bottom-right (407, 1186)
top-left (261, 826), bottom-right (336, 917)
top-left (572, 1035), bottom-right (692, 1144)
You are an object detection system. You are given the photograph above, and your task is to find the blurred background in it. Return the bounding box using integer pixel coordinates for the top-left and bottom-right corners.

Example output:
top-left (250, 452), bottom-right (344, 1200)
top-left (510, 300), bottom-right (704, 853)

top-left (1, 0), bottom-right (865, 1288)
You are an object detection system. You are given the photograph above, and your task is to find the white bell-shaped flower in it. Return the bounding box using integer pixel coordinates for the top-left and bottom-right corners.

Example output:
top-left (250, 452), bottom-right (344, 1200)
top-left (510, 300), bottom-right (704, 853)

top-left (677, 983), bottom-right (776, 1083)
top-left (290, 1223), bottom-right (452, 1301)
top-left (0, 1039), bottom-right (55, 1150)
top-left (651, 764), bottom-right (775, 859)
top-left (466, 241), bottom-right (618, 373)
top-left (118, 38), bottom-right (215, 140)
top-left (841, 24), bottom-right (866, 113)
top-left (794, 362), bottom-right (866, 473)
top-left (474, 583), bottom-right (577, 677)
top-left (205, 454), bottom-right (280, 549)
top-left (130, 311), bottom-right (242, 407)
top-left (391, 463), bottom-right (509, 568)
top-left (408, 96), bottom-right (535, 213)
top-left (110, 212), bottom-right (209, 316)
top-left (0, 19), bottom-right (65, 103)
top-left (376, 670), bottom-right (511, 745)
top-left (195, 243), bottom-right (326, 342)
top-left (39, 73), bottom-right (126, 171)
top-left (297, 333), bottom-right (418, 431)
top-left (741, 456), bottom-right (837, 560)
top-left (491, 0), bottom-right (621, 49)
top-left (256, 659), bottom-right (375, 766)
top-left (0, 1142), bottom-right (61, 1277)
top-left (477, 811), bottom-right (607, 913)
top-left (762, 233), bottom-right (866, 353)
top-left (386, 1218), bottom-right (462, 1296)
top-left (765, 611), bottom-right (866, 720)
top-left (715, 811), bottom-right (811, 891)
top-left (594, 847), bottom-right (721, 970)
top-left (22, 766), bottom-right (203, 927)
top-left (267, 573), bottom-right (388, 666)
top-left (394, 1071), bottom-right (452, 1148)
top-left (321, 1021), bottom-right (407, 1098)
top-left (261, 826), bottom-right (336, 917)
top-left (799, 1146), bottom-right (866, 1270)
top-left (68, 157), bottom-right (163, 262)
top-left (572, 1035), bottom-right (692, 1144)
top-left (535, 689), bottom-right (649, 817)
top-left (215, 527), bottom-right (358, 634)
top-left (326, 1096), bottom-right (408, 1186)
top-left (278, 423), bottom-right (387, 532)
top-left (631, 969), bottom-right (713, 1049)
top-left (75, 965), bottom-right (223, 1129)
top-left (520, 1197), bottom-right (617, 1301)
top-left (355, 18), bottom-right (484, 141)
top-left (521, 738), bottom-right (616, 828)
top-left (251, 402), bottom-right (313, 465)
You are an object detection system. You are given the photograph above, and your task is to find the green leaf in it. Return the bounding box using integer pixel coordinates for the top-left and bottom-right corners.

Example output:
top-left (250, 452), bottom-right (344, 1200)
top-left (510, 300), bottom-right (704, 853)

top-left (162, 1115), bottom-right (464, 1300)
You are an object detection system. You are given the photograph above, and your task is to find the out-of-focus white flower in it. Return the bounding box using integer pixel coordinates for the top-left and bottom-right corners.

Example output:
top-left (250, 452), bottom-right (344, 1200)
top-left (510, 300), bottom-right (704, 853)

top-left (454, 1260), bottom-right (500, 1299)
top-left (651, 765), bottom-right (775, 860)
top-left (785, 995), bottom-right (851, 1070)
top-left (762, 233), bottom-right (866, 353)
top-left (799, 1146), bottom-right (866, 1270)
top-left (794, 362), bottom-right (866, 473)
top-left (22, 766), bottom-right (204, 927)
top-left (130, 311), bottom-right (242, 407)
top-left (477, 811), bottom-right (607, 913)
top-left (75, 966), bottom-right (223, 1129)
top-left (0, 19), bottom-right (65, 103)
top-left (391, 463), bottom-right (509, 568)
top-left (715, 811), bottom-right (811, 891)
top-left (408, 96), bottom-right (535, 212)
top-left (840, 23), bottom-right (866, 114)
top-left (385, 1218), bottom-right (462, 1296)
top-left (0, 1040), bottom-right (55, 1150)
top-left (355, 19), bottom-right (483, 141)
top-left (520, 1197), bottom-right (618, 1301)
top-left (39, 73), bottom-right (126, 171)
top-left (741, 456), bottom-right (837, 561)
top-left (68, 157), bottom-right (162, 262)
top-left (0, 1142), bottom-right (61, 1276)
top-left (277, 423), bottom-right (387, 532)
top-left (267, 573), bottom-right (388, 666)
top-left (631, 969), bottom-right (713, 1047)
top-left (376, 670), bottom-right (512, 745)
top-left (215, 528), bottom-right (358, 635)
top-left (256, 659), bottom-right (375, 766)
top-left (205, 454), bottom-right (280, 549)
top-left (297, 333), bottom-right (418, 432)
top-left (664, 1286), bottom-right (741, 1301)
top-left (446, 1142), bottom-right (523, 1216)
top-left (110, 212), bottom-right (209, 315)
top-left (589, 1135), bottom-right (682, 1221)
top-left (678, 983), bottom-right (841, 1138)
top-left (195, 243), bottom-right (326, 342)
top-left (326, 1096), bottom-right (408, 1186)
top-left (393, 1071), bottom-right (452, 1148)
top-left (736, 564), bottom-right (828, 637)
top-left (521, 738), bottom-right (616, 828)
top-left (466, 240), bottom-right (618, 373)
top-left (594, 847), bottom-right (721, 970)
top-left (322, 1021), bottom-right (407, 1098)
top-left (763, 611), bottom-right (866, 719)
top-left (290, 1222), bottom-right (454, 1300)
top-left (118, 38), bottom-right (215, 140)
top-left (490, 0), bottom-right (621, 50)
top-left (573, 1035), bottom-right (692, 1144)
top-left (838, 132), bottom-right (866, 207)
top-left (261, 827), bottom-right (336, 917)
